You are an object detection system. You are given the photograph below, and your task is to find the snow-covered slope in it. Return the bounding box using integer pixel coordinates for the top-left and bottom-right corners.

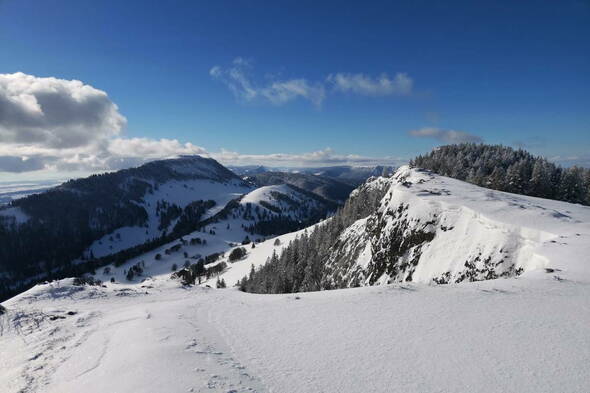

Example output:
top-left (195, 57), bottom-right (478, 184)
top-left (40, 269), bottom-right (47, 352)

top-left (86, 178), bottom-right (251, 258)
top-left (2, 165), bottom-right (590, 393)
top-left (0, 156), bottom-right (260, 300)
top-left (324, 166), bottom-right (590, 287)
top-left (239, 183), bottom-right (333, 220)
top-left (82, 184), bottom-right (332, 287)
top-left (1, 272), bottom-right (589, 393)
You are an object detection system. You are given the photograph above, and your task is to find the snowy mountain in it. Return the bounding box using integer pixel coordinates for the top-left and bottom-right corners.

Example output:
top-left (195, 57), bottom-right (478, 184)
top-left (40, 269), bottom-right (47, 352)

top-left (237, 165), bottom-right (590, 292)
top-left (295, 165), bottom-right (396, 186)
top-left (0, 156), bottom-right (346, 298)
top-left (250, 171), bottom-right (355, 202)
top-left (0, 156), bottom-right (334, 300)
top-left (230, 164), bottom-right (396, 186)
top-left (227, 165), bottom-right (269, 176)
top-left (322, 165), bottom-right (590, 287)
top-left (1, 165), bottom-right (590, 393)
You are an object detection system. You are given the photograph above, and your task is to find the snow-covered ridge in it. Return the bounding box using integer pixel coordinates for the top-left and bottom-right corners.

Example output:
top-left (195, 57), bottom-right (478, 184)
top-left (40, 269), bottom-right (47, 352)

top-left (325, 165), bottom-right (590, 286)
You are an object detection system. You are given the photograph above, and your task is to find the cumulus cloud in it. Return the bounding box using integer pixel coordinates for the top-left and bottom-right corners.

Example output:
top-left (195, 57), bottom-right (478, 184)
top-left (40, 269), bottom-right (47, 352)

top-left (0, 73), bottom-right (210, 173)
top-left (0, 72), bottom-right (126, 148)
top-left (326, 72), bottom-right (413, 96)
top-left (210, 58), bottom-right (325, 107)
top-left (108, 138), bottom-right (207, 159)
top-left (408, 127), bottom-right (483, 144)
top-left (210, 58), bottom-right (413, 106)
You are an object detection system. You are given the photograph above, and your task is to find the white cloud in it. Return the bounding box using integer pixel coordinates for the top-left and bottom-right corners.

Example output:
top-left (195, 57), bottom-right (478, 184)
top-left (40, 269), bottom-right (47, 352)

top-left (0, 72), bottom-right (126, 148)
top-left (0, 73), bottom-right (211, 173)
top-left (408, 127), bottom-right (483, 144)
top-left (108, 138), bottom-right (207, 159)
top-left (260, 79), bottom-right (326, 108)
top-left (326, 72), bottom-right (413, 96)
top-left (210, 147), bottom-right (404, 168)
top-left (210, 58), bottom-right (325, 107)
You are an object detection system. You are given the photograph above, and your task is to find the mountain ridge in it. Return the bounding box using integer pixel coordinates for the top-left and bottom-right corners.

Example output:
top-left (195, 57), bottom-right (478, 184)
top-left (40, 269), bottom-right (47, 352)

top-left (237, 165), bottom-right (590, 293)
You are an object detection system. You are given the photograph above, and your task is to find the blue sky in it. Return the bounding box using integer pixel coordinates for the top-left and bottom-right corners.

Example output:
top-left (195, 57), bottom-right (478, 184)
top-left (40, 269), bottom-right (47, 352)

top-left (0, 0), bottom-right (589, 177)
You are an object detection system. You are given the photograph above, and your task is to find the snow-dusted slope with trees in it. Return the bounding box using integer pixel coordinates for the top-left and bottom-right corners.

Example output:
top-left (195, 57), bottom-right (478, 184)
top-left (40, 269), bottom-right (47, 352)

top-left (0, 155), bottom-right (253, 299)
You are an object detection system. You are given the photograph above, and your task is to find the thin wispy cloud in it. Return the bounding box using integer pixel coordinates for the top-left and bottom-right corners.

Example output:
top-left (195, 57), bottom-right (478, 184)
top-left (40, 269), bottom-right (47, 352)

top-left (408, 127), bottom-right (483, 144)
top-left (210, 58), bottom-right (325, 107)
top-left (210, 58), bottom-right (413, 107)
top-left (326, 72), bottom-right (413, 96)
top-left (549, 154), bottom-right (590, 168)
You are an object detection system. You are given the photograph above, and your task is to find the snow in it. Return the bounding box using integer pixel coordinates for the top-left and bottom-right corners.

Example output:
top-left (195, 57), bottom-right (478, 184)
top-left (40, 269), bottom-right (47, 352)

top-left (1, 276), bottom-right (589, 393)
top-left (390, 166), bottom-right (590, 281)
top-left (240, 183), bottom-right (326, 219)
top-left (2, 167), bottom-right (590, 392)
top-left (87, 178), bottom-right (251, 258)
top-left (326, 166), bottom-right (590, 285)
top-left (241, 184), bottom-right (293, 205)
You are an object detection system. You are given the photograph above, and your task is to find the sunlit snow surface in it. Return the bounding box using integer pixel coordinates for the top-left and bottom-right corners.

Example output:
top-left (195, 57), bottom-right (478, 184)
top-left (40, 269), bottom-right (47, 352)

top-left (2, 277), bottom-right (589, 393)
top-left (1, 167), bottom-right (590, 393)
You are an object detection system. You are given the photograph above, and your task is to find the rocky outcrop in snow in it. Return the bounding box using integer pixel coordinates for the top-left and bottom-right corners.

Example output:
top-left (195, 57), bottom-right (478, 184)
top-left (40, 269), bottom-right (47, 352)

top-left (324, 166), bottom-right (590, 286)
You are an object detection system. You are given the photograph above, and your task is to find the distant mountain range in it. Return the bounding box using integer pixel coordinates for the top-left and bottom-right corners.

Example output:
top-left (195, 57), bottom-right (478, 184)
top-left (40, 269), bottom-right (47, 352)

top-left (229, 165), bottom-right (396, 186)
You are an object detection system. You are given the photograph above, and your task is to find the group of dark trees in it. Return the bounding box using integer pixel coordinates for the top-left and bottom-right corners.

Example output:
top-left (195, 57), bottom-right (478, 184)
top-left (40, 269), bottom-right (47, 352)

top-left (411, 144), bottom-right (590, 206)
top-left (125, 261), bottom-right (145, 280)
top-left (238, 179), bottom-right (390, 293)
top-left (229, 247), bottom-right (247, 262)
top-left (172, 260), bottom-right (227, 286)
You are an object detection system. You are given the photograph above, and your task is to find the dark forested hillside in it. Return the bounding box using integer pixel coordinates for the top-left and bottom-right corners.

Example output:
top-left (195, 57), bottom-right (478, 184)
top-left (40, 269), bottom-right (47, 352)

top-left (251, 172), bottom-right (355, 202)
top-left (0, 156), bottom-right (244, 298)
top-left (411, 144), bottom-right (590, 206)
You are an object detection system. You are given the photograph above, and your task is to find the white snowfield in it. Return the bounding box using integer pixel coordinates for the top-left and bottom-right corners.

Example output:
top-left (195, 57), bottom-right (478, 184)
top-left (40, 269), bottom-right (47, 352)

top-left (1, 167), bottom-right (590, 393)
